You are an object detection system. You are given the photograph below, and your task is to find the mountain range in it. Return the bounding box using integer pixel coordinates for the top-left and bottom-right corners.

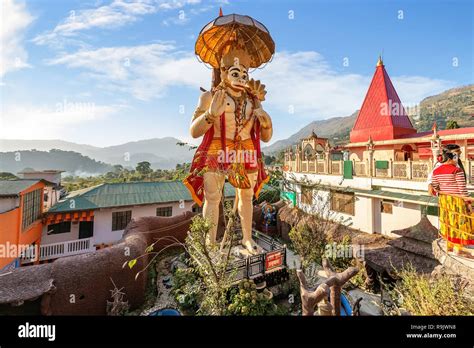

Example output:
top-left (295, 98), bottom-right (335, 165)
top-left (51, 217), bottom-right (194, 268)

top-left (0, 137), bottom-right (194, 174)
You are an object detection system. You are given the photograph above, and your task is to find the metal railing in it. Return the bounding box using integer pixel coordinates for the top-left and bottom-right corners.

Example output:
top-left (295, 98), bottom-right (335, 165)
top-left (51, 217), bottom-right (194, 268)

top-left (225, 230), bottom-right (287, 282)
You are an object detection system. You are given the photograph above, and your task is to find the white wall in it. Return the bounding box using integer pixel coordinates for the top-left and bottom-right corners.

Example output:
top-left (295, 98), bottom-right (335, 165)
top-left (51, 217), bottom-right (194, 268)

top-left (293, 181), bottom-right (439, 237)
top-left (378, 201), bottom-right (422, 237)
top-left (93, 201), bottom-right (195, 245)
top-left (41, 222), bottom-right (80, 244)
top-left (40, 201), bottom-right (196, 246)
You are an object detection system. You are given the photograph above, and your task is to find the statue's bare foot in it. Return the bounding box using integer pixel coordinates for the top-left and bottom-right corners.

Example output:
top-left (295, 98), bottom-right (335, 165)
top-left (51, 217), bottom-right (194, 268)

top-left (241, 239), bottom-right (263, 255)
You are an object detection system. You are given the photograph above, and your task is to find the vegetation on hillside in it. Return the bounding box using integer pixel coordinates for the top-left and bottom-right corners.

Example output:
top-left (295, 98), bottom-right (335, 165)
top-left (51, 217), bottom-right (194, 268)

top-left (62, 161), bottom-right (191, 191)
top-left (415, 85), bottom-right (474, 131)
top-left (0, 149), bottom-right (113, 175)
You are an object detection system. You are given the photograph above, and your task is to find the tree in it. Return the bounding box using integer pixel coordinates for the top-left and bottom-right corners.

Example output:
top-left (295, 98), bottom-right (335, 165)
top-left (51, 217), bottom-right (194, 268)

top-left (264, 155), bottom-right (276, 165)
top-left (113, 164), bottom-right (124, 173)
top-left (135, 161), bottom-right (152, 176)
top-left (275, 149), bottom-right (285, 165)
top-left (446, 120), bottom-right (460, 129)
top-left (0, 172), bottom-right (18, 180)
top-left (283, 175), bottom-right (352, 271)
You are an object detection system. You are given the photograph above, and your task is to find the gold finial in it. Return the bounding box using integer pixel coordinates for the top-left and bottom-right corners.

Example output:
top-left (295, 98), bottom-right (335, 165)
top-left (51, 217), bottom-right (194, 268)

top-left (376, 55), bottom-right (384, 67)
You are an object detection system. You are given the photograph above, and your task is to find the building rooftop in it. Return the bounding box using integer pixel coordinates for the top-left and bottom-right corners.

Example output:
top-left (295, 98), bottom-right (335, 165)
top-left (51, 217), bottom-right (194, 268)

top-left (0, 179), bottom-right (44, 197)
top-left (48, 180), bottom-right (236, 212)
top-left (398, 127), bottom-right (474, 139)
top-left (18, 169), bottom-right (65, 174)
top-left (350, 58), bottom-right (416, 143)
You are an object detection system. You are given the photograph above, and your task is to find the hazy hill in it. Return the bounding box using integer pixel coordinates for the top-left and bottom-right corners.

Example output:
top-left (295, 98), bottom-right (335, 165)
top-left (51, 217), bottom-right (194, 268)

top-left (0, 149), bottom-right (113, 175)
top-left (263, 111), bottom-right (358, 154)
top-left (0, 137), bottom-right (194, 170)
top-left (415, 84), bottom-right (474, 131)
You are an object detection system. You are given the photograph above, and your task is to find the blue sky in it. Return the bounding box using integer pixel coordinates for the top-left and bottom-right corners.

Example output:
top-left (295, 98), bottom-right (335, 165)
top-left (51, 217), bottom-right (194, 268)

top-left (1, 0), bottom-right (472, 147)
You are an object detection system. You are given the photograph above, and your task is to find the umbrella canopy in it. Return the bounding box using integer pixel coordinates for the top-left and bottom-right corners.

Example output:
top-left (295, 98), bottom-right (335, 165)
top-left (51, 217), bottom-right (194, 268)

top-left (195, 13), bottom-right (275, 69)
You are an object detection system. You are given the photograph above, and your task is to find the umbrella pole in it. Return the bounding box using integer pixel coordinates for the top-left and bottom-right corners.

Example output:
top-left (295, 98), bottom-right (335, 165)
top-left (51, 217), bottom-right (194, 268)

top-left (212, 68), bottom-right (221, 90)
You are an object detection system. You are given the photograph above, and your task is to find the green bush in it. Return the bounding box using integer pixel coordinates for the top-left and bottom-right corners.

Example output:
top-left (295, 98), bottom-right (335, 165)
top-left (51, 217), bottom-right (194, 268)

top-left (226, 280), bottom-right (275, 316)
top-left (171, 268), bottom-right (202, 312)
top-left (392, 265), bottom-right (474, 315)
top-left (325, 235), bottom-right (354, 272)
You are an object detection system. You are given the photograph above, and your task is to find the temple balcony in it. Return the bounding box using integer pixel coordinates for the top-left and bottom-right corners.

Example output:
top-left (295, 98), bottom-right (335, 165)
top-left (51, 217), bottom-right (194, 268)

top-left (283, 158), bottom-right (474, 185)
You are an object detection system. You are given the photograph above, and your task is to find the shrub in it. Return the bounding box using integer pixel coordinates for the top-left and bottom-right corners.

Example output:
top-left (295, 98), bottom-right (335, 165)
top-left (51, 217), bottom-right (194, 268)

top-left (289, 223), bottom-right (327, 270)
top-left (226, 280), bottom-right (275, 316)
top-left (172, 268), bottom-right (202, 312)
top-left (393, 265), bottom-right (474, 315)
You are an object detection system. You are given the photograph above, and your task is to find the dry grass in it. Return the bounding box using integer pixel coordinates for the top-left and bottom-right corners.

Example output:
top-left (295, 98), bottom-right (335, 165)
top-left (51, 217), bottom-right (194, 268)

top-left (395, 265), bottom-right (474, 316)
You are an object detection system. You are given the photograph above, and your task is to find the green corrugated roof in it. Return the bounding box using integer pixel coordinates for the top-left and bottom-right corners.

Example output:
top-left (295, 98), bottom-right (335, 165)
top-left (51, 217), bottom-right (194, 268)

top-left (48, 181), bottom-right (236, 212)
top-left (354, 189), bottom-right (439, 206)
top-left (287, 179), bottom-right (440, 206)
top-left (0, 180), bottom-right (42, 196)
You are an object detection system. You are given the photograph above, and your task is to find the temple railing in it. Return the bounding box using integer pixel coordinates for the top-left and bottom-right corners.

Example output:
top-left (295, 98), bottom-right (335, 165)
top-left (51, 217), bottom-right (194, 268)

top-left (283, 157), bottom-right (472, 183)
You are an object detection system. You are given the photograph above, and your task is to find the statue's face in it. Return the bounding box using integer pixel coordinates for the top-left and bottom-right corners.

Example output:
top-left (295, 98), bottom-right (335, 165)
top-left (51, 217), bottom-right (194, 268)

top-left (221, 62), bottom-right (249, 92)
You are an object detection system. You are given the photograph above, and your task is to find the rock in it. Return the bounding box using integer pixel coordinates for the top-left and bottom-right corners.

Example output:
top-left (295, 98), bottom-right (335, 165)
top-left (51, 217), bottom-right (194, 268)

top-left (347, 288), bottom-right (383, 316)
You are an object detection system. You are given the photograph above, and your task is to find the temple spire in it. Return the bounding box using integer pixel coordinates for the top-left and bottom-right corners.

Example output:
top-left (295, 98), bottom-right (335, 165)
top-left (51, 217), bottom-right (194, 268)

top-left (376, 55), bottom-right (384, 67)
top-left (349, 57), bottom-right (417, 142)
top-left (219, 7), bottom-right (223, 16)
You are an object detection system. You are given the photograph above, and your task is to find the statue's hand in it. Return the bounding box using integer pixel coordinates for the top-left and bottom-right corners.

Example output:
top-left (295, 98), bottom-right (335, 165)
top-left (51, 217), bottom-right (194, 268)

top-left (254, 108), bottom-right (271, 129)
top-left (208, 90), bottom-right (226, 120)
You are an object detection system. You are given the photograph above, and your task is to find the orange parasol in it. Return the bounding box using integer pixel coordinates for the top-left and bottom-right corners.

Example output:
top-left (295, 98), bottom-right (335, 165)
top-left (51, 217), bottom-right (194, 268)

top-left (195, 12), bottom-right (275, 69)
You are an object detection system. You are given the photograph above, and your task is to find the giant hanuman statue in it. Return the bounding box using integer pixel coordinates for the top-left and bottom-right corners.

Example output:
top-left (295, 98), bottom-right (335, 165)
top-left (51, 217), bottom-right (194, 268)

top-left (184, 11), bottom-right (275, 254)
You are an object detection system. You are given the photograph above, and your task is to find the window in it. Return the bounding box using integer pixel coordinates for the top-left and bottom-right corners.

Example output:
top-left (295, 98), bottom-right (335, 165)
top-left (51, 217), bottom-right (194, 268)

top-left (47, 221), bottom-right (72, 235)
top-left (381, 202), bottom-right (393, 214)
top-left (156, 206), bottom-right (173, 217)
top-left (22, 189), bottom-right (42, 230)
top-left (421, 205), bottom-right (439, 216)
top-left (301, 186), bottom-right (313, 205)
top-left (192, 204), bottom-right (203, 214)
top-left (112, 210), bottom-right (132, 231)
top-left (381, 200), bottom-right (394, 214)
top-left (330, 191), bottom-right (355, 216)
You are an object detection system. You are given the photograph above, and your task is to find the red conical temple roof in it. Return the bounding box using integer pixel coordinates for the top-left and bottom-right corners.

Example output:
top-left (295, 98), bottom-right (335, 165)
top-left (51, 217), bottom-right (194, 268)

top-left (350, 58), bottom-right (416, 143)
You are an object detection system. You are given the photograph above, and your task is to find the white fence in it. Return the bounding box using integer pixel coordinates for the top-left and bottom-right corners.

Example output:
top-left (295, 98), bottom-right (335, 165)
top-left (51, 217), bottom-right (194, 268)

top-left (21, 237), bottom-right (95, 263)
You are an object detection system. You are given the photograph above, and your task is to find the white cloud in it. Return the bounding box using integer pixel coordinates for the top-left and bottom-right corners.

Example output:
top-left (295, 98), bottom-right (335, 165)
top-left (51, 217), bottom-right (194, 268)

top-left (45, 45), bottom-right (455, 117)
top-left (32, 0), bottom-right (207, 47)
top-left (391, 75), bottom-right (454, 106)
top-left (0, 102), bottom-right (124, 139)
top-left (0, 0), bottom-right (35, 78)
top-left (32, 0), bottom-right (156, 47)
top-left (46, 43), bottom-right (210, 100)
top-left (253, 51), bottom-right (455, 119)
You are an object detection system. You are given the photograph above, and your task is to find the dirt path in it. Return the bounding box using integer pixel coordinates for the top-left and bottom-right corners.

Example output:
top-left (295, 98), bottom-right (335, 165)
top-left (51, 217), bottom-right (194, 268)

top-left (141, 256), bottom-right (178, 315)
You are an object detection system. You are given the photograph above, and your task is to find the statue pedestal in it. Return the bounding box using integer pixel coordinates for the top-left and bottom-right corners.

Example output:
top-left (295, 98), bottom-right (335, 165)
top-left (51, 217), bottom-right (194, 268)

top-left (231, 245), bottom-right (254, 259)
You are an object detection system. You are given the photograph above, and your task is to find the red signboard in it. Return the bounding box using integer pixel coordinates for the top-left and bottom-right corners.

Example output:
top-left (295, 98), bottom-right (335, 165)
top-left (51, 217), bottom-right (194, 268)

top-left (265, 250), bottom-right (283, 270)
